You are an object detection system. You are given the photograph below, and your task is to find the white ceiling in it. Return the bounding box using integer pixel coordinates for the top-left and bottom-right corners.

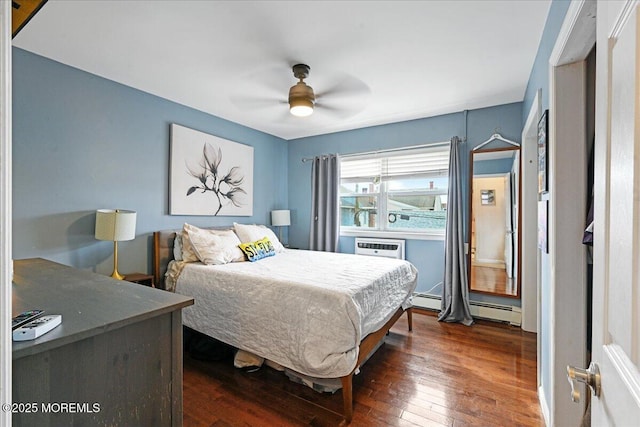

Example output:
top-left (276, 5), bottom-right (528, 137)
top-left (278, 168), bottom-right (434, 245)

top-left (12, 0), bottom-right (551, 140)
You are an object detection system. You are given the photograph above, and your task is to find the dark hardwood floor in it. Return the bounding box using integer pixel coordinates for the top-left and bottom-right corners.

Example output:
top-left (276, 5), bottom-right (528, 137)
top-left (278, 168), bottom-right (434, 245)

top-left (183, 310), bottom-right (542, 426)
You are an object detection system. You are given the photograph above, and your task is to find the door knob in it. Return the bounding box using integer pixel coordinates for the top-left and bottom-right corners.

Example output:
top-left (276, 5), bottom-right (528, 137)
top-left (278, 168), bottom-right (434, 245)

top-left (567, 362), bottom-right (601, 402)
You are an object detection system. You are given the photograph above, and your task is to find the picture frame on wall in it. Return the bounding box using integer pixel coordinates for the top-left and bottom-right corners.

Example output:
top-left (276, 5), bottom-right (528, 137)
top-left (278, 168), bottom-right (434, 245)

top-left (480, 189), bottom-right (495, 205)
top-left (537, 109), bottom-right (549, 194)
top-left (170, 124), bottom-right (254, 216)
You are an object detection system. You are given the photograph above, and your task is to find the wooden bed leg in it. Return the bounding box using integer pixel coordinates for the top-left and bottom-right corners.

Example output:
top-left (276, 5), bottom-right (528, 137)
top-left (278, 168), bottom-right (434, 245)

top-left (407, 307), bottom-right (413, 332)
top-left (340, 374), bottom-right (353, 423)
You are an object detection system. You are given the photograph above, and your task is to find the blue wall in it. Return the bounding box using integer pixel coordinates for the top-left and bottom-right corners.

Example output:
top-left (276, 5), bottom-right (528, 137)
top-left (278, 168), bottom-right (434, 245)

top-left (12, 48), bottom-right (288, 276)
top-left (287, 102), bottom-right (523, 302)
top-left (474, 158), bottom-right (515, 175)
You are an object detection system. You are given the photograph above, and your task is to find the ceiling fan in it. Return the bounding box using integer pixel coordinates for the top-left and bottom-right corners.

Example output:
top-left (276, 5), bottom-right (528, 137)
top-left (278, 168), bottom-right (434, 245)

top-left (230, 63), bottom-right (371, 119)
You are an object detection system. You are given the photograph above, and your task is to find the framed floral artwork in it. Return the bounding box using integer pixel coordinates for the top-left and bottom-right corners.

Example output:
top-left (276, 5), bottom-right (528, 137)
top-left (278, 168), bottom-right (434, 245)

top-left (170, 124), bottom-right (253, 216)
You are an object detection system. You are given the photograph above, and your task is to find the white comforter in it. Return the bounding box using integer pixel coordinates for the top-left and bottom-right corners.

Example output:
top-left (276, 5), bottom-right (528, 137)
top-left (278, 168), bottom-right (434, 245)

top-left (173, 249), bottom-right (418, 378)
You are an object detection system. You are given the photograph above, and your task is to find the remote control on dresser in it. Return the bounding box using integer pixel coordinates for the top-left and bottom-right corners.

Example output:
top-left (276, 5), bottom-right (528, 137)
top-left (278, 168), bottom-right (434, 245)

top-left (12, 314), bottom-right (62, 341)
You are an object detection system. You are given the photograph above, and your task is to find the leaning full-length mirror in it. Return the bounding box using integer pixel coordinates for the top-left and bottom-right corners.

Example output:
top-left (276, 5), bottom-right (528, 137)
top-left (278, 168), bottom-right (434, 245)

top-left (469, 147), bottom-right (520, 298)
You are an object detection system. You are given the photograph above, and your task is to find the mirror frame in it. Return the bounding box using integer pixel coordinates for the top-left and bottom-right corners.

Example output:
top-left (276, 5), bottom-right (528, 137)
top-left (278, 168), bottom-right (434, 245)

top-left (468, 146), bottom-right (521, 298)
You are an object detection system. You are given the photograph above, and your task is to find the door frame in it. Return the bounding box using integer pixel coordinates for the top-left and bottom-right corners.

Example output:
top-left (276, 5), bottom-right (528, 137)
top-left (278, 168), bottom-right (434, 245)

top-left (544, 0), bottom-right (596, 425)
top-left (0, 1), bottom-right (12, 425)
top-left (521, 90), bottom-right (542, 423)
top-left (521, 89), bottom-right (541, 335)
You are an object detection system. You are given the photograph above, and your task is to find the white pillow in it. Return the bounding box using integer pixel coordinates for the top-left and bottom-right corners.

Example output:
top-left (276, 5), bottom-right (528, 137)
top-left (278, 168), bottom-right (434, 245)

top-left (182, 224), bottom-right (245, 264)
top-left (233, 223), bottom-right (285, 253)
top-left (180, 227), bottom-right (200, 263)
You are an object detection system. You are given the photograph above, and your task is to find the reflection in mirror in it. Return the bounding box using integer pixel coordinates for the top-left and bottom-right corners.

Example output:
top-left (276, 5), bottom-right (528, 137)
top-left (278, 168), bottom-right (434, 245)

top-left (469, 147), bottom-right (520, 298)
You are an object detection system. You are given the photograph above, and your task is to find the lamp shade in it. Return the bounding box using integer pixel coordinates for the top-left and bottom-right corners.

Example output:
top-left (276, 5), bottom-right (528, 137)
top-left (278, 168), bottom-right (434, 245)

top-left (95, 209), bottom-right (137, 241)
top-left (271, 210), bottom-right (291, 227)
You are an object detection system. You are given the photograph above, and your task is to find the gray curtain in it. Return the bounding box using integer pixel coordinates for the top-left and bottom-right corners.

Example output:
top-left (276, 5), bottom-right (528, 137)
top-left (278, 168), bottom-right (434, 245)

top-left (438, 137), bottom-right (474, 326)
top-left (309, 154), bottom-right (340, 252)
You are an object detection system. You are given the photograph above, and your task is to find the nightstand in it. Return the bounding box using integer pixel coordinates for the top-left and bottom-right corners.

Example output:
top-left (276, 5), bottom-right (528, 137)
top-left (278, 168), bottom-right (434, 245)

top-left (124, 273), bottom-right (155, 287)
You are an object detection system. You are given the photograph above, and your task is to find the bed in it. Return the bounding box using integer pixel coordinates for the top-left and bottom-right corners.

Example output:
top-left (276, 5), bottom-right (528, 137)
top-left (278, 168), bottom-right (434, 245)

top-left (153, 227), bottom-right (417, 422)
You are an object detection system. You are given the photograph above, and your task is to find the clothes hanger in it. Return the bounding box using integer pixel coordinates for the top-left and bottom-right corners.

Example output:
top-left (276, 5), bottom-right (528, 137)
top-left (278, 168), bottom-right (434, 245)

top-left (473, 129), bottom-right (520, 151)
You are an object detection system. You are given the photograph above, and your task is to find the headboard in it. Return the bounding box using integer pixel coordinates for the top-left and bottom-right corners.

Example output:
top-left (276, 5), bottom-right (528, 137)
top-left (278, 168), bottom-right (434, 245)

top-left (153, 230), bottom-right (178, 290)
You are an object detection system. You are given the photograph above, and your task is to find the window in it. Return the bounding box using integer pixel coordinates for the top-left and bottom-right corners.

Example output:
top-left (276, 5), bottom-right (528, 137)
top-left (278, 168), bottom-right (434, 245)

top-left (339, 144), bottom-right (450, 234)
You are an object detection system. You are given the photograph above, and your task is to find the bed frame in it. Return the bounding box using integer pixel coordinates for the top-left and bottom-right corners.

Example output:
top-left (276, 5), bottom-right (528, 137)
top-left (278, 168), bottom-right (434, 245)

top-left (153, 230), bottom-right (412, 423)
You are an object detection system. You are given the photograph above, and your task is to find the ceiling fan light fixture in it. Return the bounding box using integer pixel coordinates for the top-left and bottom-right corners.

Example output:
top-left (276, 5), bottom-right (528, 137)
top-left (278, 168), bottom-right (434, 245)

top-left (289, 82), bottom-right (315, 117)
top-left (288, 64), bottom-right (315, 117)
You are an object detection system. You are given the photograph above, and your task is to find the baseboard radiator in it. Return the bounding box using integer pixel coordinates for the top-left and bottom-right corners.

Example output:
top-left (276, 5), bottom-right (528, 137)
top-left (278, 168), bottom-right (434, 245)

top-left (413, 293), bottom-right (522, 326)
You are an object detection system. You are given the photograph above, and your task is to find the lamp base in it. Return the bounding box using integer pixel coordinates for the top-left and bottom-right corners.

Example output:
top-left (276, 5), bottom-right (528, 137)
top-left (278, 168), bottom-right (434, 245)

top-left (111, 241), bottom-right (125, 280)
top-left (111, 270), bottom-right (125, 280)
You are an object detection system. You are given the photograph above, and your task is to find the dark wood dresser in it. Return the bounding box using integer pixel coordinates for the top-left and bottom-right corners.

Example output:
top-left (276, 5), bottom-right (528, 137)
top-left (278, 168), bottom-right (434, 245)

top-left (11, 258), bottom-right (194, 426)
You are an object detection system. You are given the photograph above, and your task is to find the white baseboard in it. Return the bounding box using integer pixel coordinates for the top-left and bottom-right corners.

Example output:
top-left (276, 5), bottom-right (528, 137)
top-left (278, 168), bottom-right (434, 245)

top-left (413, 294), bottom-right (522, 326)
top-left (413, 295), bottom-right (441, 311)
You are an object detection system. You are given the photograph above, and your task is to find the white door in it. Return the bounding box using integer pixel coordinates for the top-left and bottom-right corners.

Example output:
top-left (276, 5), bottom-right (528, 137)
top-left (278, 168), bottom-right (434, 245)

top-left (589, 1), bottom-right (640, 424)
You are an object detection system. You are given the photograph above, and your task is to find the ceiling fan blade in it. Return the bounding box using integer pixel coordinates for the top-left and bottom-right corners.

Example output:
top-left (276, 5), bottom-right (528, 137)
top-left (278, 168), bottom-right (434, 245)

top-left (315, 72), bottom-right (371, 99)
top-left (230, 94), bottom-right (287, 111)
top-left (314, 101), bottom-right (366, 119)
top-left (316, 92), bottom-right (369, 119)
top-left (229, 62), bottom-right (297, 112)
top-left (314, 102), bottom-right (343, 112)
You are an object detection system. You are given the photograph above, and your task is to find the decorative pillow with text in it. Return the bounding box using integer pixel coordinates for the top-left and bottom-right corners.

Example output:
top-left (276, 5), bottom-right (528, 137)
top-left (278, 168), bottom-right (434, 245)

top-left (238, 237), bottom-right (276, 262)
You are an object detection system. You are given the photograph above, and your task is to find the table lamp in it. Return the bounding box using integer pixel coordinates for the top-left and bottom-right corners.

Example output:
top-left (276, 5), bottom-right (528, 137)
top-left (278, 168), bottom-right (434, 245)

top-left (271, 209), bottom-right (291, 243)
top-left (95, 209), bottom-right (137, 280)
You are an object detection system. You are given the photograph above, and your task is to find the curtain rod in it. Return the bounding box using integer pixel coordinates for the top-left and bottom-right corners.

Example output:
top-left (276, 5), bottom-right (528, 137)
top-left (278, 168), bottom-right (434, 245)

top-left (301, 139), bottom-right (455, 163)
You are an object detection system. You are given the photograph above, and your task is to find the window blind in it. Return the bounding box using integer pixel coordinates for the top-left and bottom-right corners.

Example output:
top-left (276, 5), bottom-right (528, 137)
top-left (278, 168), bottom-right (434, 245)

top-left (341, 145), bottom-right (450, 181)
